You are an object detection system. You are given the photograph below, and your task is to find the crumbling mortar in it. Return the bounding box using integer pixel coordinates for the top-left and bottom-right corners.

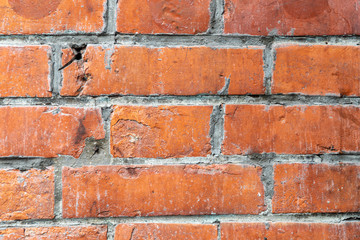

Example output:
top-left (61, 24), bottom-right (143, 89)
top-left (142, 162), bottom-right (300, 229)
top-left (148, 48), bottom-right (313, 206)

top-left (209, 105), bottom-right (225, 156)
top-left (208, 0), bottom-right (225, 34)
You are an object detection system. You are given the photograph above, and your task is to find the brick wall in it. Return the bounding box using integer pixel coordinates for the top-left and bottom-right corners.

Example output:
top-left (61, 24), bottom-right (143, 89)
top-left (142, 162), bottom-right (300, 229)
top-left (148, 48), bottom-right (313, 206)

top-left (0, 0), bottom-right (359, 239)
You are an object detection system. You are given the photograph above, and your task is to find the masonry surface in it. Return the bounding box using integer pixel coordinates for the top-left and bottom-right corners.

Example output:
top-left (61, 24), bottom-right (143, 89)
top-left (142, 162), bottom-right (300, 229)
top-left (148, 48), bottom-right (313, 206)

top-left (0, 0), bottom-right (359, 239)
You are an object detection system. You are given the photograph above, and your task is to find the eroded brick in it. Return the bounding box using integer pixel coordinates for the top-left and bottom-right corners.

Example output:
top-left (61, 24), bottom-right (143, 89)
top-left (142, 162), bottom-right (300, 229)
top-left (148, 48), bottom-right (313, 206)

top-left (221, 222), bottom-right (360, 240)
top-left (224, 0), bottom-right (360, 35)
top-left (222, 105), bottom-right (360, 155)
top-left (117, 0), bottom-right (211, 34)
top-left (60, 46), bottom-right (264, 96)
top-left (273, 45), bottom-right (360, 96)
top-left (111, 106), bottom-right (212, 158)
top-left (62, 165), bottom-right (265, 218)
top-left (0, 168), bottom-right (54, 221)
top-left (115, 223), bottom-right (217, 240)
top-left (0, 107), bottom-right (105, 158)
top-left (273, 164), bottom-right (360, 213)
top-left (0, 0), bottom-right (105, 34)
top-left (0, 46), bottom-right (51, 97)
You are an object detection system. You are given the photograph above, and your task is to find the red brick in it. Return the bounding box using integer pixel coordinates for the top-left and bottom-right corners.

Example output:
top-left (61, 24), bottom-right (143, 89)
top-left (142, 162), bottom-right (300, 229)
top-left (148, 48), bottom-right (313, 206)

top-left (0, 107), bottom-right (105, 158)
top-left (0, 168), bottom-right (54, 221)
top-left (62, 165), bottom-right (265, 218)
top-left (273, 164), bottom-right (360, 213)
top-left (0, 0), bottom-right (105, 34)
top-left (60, 46), bottom-right (264, 96)
top-left (273, 45), bottom-right (360, 96)
top-left (111, 106), bottom-right (212, 158)
top-left (221, 222), bottom-right (360, 239)
top-left (0, 228), bottom-right (24, 240)
top-left (224, 0), bottom-right (360, 35)
top-left (117, 0), bottom-right (211, 34)
top-left (0, 226), bottom-right (107, 240)
top-left (24, 226), bottom-right (107, 240)
top-left (115, 223), bottom-right (217, 240)
top-left (0, 46), bottom-right (51, 97)
top-left (222, 105), bottom-right (360, 155)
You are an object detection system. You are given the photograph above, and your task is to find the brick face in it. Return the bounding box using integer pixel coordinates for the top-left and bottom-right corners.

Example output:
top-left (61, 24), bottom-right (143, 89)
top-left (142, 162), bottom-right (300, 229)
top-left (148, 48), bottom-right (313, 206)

top-left (273, 164), bottom-right (360, 213)
top-left (114, 224), bottom-right (217, 240)
top-left (0, 226), bottom-right (107, 239)
top-left (0, 168), bottom-right (54, 221)
top-left (222, 105), bottom-right (360, 155)
top-left (221, 222), bottom-right (360, 240)
top-left (62, 165), bottom-right (265, 218)
top-left (0, 107), bottom-right (105, 158)
top-left (117, 0), bottom-right (211, 34)
top-left (60, 46), bottom-right (264, 96)
top-left (224, 0), bottom-right (360, 35)
top-left (0, 0), bottom-right (105, 34)
top-left (0, 46), bottom-right (51, 97)
top-left (111, 105), bottom-right (212, 158)
top-left (273, 45), bottom-right (360, 96)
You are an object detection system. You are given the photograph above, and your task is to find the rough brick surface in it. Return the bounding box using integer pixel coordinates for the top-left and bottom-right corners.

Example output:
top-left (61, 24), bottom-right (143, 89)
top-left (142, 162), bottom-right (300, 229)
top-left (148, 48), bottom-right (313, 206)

top-left (0, 0), bottom-right (105, 34)
top-left (0, 226), bottom-right (107, 239)
top-left (60, 46), bottom-right (264, 96)
top-left (224, 0), bottom-right (360, 35)
top-left (273, 45), bottom-right (360, 96)
top-left (0, 168), bottom-right (54, 221)
top-left (62, 165), bottom-right (265, 218)
top-left (0, 107), bottom-right (105, 158)
top-left (117, 0), bottom-right (211, 34)
top-left (0, 46), bottom-right (51, 97)
top-left (0, 228), bottom-right (24, 239)
top-left (222, 105), bottom-right (360, 155)
top-left (273, 164), bottom-right (360, 213)
top-left (111, 106), bottom-right (212, 158)
top-left (221, 222), bottom-right (360, 239)
top-left (114, 223), bottom-right (217, 240)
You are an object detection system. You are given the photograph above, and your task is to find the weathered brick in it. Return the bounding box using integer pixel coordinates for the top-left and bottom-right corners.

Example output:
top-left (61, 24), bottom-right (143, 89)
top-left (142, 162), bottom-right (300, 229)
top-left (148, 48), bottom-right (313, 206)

top-left (221, 222), bottom-right (360, 239)
top-left (117, 0), bottom-right (211, 34)
top-left (273, 164), bottom-right (360, 213)
top-left (0, 228), bottom-right (24, 239)
top-left (25, 226), bottom-right (107, 239)
top-left (111, 106), bottom-right (212, 158)
top-left (115, 223), bottom-right (217, 240)
top-left (0, 46), bottom-right (51, 97)
top-left (222, 105), bottom-right (360, 155)
top-left (0, 226), bottom-right (107, 240)
top-left (0, 0), bottom-right (105, 34)
top-left (224, 0), bottom-right (360, 35)
top-left (273, 45), bottom-right (360, 96)
top-left (62, 165), bottom-right (265, 218)
top-left (60, 46), bottom-right (264, 96)
top-left (0, 168), bottom-right (54, 221)
top-left (0, 107), bottom-right (105, 158)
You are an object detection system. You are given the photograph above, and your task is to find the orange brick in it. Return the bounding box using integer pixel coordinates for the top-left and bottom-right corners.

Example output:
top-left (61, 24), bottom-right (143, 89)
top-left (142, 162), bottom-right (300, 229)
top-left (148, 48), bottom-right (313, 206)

top-left (0, 0), bottom-right (105, 34)
top-left (0, 228), bottom-right (24, 240)
top-left (0, 46), bottom-right (51, 97)
top-left (62, 165), bottom-right (265, 218)
top-left (224, 0), bottom-right (360, 35)
top-left (221, 222), bottom-right (360, 240)
top-left (273, 164), bottom-right (360, 213)
top-left (111, 106), bottom-right (212, 158)
top-left (60, 46), bottom-right (264, 96)
top-left (0, 226), bottom-right (107, 240)
top-left (0, 168), bottom-right (54, 221)
top-left (273, 45), bottom-right (360, 96)
top-left (222, 105), bottom-right (360, 155)
top-left (117, 0), bottom-right (211, 34)
top-left (115, 223), bottom-right (217, 240)
top-left (0, 107), bottom-right (105, 158)
top-left (25, 226), bottom-right (107, 240)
